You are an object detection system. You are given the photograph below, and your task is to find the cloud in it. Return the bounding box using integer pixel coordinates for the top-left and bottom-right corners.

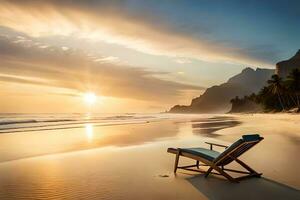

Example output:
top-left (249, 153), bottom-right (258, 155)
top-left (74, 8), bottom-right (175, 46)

top-left (61, 46), bottom-right (69, 51)
top-left (175, 58), bottom-right (192, 64)
top-left (94, 56), bottom-right (120, 64)
top-left (0, 0), bottom-right (276, 67)
top-left (0, 33), bottom-right (202, 103)
top-left (0, 73), bottom-right (51, 87)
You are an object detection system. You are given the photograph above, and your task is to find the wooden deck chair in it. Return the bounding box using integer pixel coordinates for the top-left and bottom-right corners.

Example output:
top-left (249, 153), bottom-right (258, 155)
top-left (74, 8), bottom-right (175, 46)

top-left (167, 134), bottom-right (264, 183)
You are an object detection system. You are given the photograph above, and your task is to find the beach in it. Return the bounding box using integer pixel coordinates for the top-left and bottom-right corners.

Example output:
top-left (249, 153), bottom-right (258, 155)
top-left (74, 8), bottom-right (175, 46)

top-left (0, 113), bottom-right (299, 200)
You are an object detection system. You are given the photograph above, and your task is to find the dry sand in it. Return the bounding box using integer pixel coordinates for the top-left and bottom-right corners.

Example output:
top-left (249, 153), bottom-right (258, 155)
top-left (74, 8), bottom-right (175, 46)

top-left (0, 114), bottom-right (299, 199)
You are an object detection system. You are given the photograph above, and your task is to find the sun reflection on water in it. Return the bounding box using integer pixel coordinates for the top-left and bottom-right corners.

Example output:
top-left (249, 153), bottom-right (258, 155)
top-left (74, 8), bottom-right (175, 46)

top-left (85, 124), bottom-right (94, 141)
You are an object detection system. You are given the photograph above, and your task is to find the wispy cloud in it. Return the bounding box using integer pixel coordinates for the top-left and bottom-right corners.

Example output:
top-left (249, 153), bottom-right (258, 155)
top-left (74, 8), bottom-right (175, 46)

top-left (94, 56), bottom-right (120, 64)
top-left (175, 58), bottom-right (192, 64)
top-left (0, 0), bottom-right (277, 67)
top-left (0, 32), bottom-right (202, 103)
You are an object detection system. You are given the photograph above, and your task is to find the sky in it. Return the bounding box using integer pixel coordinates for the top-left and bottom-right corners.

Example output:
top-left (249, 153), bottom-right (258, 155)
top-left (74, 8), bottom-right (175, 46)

top-left (0, 0), bottom-right (299, 113)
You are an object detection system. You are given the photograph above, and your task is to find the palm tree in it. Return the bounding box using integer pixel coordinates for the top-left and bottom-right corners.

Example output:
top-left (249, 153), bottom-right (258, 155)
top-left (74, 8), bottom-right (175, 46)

top-left (230, 96), bottom-right (239, 103)
top-left (286, 69), bottom-right (300, 108)
top-left (267, 74), bottom-right (285, 110)
top-left (248, 93), bottom-right (257, 101)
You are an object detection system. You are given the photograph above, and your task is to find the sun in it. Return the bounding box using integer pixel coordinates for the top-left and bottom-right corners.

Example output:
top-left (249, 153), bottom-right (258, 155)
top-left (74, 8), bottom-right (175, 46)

top-left (83, 92), bottom-right (97, 105)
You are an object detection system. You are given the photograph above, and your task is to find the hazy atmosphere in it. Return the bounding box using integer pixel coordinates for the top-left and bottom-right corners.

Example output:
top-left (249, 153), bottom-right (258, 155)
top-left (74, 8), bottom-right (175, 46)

top-left (1, 0), bottom-right (299, 113)
top-left (1, 1), bottom-right (300, 200)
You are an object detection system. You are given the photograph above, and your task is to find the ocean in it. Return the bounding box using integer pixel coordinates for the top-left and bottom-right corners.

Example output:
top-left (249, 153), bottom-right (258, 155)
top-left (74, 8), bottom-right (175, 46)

top-left (0, 113), bottom-right (175, 134)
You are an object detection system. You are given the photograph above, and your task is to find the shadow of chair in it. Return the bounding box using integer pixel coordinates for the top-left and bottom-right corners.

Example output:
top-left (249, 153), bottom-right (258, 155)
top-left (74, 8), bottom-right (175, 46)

top-left (187, 175), bottom-right (300, 200)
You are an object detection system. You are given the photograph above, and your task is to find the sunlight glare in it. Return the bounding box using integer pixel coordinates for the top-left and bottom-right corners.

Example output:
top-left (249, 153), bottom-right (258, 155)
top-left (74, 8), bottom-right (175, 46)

top-left (84, 92), bottom-right (97, 105)
top-left (85, 124), bottom-right (94, 140)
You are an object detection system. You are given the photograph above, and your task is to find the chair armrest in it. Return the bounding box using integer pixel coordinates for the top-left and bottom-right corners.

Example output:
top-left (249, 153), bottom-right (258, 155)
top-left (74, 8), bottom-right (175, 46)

top-left (205, 142), bottom-right (228, 150)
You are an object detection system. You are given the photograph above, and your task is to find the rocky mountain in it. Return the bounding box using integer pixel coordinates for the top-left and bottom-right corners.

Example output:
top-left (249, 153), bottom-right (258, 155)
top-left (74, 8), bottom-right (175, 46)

top-left (169, 67), bottom-right (274, 113)
top-left (276, 50), bottom-right (300, 79)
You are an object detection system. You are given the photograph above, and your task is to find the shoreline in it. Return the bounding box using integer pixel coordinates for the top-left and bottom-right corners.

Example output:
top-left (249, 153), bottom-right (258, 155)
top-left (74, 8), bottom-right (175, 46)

top-left (0, 113), bottom-right (300, 199)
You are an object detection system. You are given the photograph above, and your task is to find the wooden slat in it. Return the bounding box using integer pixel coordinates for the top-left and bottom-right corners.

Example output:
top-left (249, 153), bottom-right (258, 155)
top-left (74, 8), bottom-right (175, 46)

top-left (177, 167), bottom-right (221, 176)
top-left (215, 139), bottom-right (263, 166)
top-left (235, 173), bottom-right (262, 181)
top-left (223, 168), bottom-right (251, 174)
top-left (179, 164), bottom-right (198, 169)
top-left (167, 138), bottom-right (263, 183)
top-left (205, 142), bottom-right (228, 149)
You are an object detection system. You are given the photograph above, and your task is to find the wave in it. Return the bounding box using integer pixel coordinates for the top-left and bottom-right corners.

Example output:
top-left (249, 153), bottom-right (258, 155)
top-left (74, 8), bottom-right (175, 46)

top-left (0, 119), bottom-right (75, 126)
top-left (0, 120), bottom-right (148, 134)
top-left (0, 113), bottom-right (158, 134)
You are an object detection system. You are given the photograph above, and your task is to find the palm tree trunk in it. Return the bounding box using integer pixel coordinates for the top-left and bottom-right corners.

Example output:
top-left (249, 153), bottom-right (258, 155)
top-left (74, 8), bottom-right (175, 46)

top-left (284, 95), bottom-right (291, 108)
top-left (277, 92), bottom-right (285, 111)
top-left (289, 94), bottom-right (297, 107)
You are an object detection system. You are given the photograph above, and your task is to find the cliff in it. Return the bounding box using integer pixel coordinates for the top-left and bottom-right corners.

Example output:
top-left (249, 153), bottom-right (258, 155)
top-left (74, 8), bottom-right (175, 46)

top-left (169, 67), bottom-right (274, 113)
top-left (276, 50), bottom-right (300, 79)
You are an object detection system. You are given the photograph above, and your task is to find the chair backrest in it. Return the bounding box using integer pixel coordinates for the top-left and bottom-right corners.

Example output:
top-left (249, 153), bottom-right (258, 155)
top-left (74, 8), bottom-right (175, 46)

top-left (213, 134), bottom-right (264, 165)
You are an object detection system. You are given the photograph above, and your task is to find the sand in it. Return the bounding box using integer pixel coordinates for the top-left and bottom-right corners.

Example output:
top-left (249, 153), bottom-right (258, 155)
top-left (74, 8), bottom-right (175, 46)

top-left (0, 114), bottom-right (299, 199)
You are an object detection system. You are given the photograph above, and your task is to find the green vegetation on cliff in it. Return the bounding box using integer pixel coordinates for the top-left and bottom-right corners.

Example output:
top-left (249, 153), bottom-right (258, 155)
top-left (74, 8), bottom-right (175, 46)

top-left (230, 69), bottom-right (300, 112)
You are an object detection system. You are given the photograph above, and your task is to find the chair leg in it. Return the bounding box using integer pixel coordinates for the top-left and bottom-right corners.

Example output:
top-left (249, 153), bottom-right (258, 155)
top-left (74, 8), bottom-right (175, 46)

top-left (210, 165), bottom-right (238, 183)
top-left (235, 158), bottom-right (260, 176)
top-left (174, 150), bottom-right (181, 173)
top-left (205, 167), bottom-right (213, 177)
top-left (196, 161), bottom-right (199, 169)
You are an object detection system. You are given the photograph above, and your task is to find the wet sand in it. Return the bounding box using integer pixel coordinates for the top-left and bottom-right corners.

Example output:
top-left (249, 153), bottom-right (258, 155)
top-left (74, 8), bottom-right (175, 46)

top-left (0, 114), bottom-right (299, 199)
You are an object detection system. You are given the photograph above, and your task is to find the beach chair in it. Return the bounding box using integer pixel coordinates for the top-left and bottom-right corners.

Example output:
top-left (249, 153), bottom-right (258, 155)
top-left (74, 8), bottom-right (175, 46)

top-left (167, 134), bottom-right (264, 182)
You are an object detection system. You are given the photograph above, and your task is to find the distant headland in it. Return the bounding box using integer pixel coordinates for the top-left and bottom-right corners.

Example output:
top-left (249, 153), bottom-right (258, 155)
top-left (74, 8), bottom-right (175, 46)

top-left (168, 49), bottom-right (300, 114)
